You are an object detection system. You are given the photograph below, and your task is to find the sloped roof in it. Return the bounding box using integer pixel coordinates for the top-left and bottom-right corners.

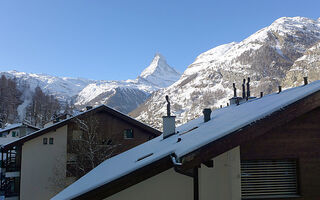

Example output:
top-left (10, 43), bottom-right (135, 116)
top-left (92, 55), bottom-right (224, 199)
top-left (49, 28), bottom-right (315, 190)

top-left (1, 105), bottom-right (161, 151)
top-left (53, 80), bottom-right (320, 200)
top-left (0, 122), bottom-right (39, 134)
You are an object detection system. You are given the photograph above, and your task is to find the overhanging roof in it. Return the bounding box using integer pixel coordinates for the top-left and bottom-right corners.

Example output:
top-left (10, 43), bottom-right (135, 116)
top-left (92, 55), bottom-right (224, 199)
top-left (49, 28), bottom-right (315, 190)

top-left (53, 80), bottom-right (320, 200)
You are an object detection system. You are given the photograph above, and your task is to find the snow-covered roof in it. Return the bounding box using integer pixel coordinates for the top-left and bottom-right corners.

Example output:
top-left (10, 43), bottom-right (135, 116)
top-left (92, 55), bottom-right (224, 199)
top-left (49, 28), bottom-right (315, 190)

top-left (0, 123), bottom-right (22, 133)
top-left (2, 104), bottom-right (160, 151)
top-left (52, 80), bottom-right (320, 200)
top-left (0, 122), bottom-right (38, 134)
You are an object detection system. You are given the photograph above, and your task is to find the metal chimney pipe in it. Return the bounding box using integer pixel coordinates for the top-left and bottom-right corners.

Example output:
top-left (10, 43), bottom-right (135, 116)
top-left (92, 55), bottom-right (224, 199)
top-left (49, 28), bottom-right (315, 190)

top-left (304, 77), bottom-right (308, 85)
top-left (163, 95), bottom-right (176, 139)
top-left (233, 83), bottom-right (237, 97)
top-left (246, 77), bottom-right (251, 100)
top-left (278, 86), bottom-right (282, 93)
top-left (242, 79), bottom-right (246, 99)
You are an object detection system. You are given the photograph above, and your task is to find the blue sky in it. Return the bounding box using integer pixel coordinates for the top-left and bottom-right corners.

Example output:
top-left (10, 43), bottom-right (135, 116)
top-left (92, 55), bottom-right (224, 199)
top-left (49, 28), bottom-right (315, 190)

top-left (0, 0), bottom-right (319, 80)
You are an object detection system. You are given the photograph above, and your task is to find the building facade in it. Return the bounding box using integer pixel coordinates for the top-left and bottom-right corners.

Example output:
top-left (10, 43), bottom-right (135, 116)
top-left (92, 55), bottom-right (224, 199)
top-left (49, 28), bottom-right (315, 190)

top-left (1, 105), bottom-right (160, 200)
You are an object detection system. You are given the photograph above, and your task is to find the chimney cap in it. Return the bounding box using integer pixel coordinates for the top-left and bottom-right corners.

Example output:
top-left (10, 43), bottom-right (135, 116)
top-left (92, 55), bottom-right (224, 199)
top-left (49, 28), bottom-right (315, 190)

top-left (203, 108), bottom-right (212, 123)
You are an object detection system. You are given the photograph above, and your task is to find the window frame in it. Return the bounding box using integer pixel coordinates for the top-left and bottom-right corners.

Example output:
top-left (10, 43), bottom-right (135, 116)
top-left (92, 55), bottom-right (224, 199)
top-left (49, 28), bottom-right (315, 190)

top-left (123, 129), bottom-right (134, 139)
top-left (43, 138), bottom-right (48, 145)
top-left (49, 137), bottom-right (54, 145)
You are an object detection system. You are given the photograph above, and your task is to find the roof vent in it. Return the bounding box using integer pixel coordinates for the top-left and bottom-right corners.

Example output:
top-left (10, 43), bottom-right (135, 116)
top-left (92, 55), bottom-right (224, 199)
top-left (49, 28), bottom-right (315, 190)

top-left (163, 95), bottom-right (176, 139)
top-left (86, 106), bottom-right (93, 111)
top-left (203, 108), bottom-right (212, 123)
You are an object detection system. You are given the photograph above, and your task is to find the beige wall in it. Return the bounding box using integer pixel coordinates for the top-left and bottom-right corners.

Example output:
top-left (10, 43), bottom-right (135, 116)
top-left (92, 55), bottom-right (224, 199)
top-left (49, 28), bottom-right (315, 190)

top-left (199, 146), bottom-right (241, 200)
top-left (105, 147), bottom-right (241, 200)
top-left (20, 125), bottom-right (68, 200)
top-left (106, 168), bottom-right (193, 200)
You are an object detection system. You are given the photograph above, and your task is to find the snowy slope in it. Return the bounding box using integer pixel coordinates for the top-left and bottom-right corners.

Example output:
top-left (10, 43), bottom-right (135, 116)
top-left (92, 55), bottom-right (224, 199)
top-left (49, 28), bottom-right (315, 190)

top-left (131, 17), bottom-right (320, 129)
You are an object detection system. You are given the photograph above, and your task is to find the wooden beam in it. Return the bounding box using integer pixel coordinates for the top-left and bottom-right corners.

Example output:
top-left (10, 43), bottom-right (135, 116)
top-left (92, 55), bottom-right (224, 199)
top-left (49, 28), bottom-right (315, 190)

top-left (174, 167), bottom-right (194, 177)
top-left (193, 167), bottom-right (199, 200)
top-left (203, 160), bottom-right (214, 168)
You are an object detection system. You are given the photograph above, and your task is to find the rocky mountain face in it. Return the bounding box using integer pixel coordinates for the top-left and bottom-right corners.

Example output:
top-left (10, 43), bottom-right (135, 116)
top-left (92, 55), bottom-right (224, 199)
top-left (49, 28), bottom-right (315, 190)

top-left (131, 17), bottom-right (320, 129)
top-left (283, 41), bottom-right (320, 87)
top-left (0, 53), bottom-right (181, 118)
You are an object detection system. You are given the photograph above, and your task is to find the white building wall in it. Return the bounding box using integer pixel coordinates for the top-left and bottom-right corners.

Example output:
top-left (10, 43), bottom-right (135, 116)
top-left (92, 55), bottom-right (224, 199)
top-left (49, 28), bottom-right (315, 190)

top-left (20, 126), bottom-right (68, 200)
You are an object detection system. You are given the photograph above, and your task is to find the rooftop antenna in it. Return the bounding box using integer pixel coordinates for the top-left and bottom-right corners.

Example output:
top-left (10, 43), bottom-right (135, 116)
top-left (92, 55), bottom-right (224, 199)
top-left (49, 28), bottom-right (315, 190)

top-left (165, 95), bottom-right (171, 117)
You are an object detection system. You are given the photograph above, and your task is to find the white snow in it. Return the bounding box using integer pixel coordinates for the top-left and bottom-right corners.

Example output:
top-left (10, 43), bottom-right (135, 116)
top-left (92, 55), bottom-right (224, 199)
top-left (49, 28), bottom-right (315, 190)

top-left (52, 80), bottom-right (320, 200)
top-left (139, 53), bottom-right (181, 87)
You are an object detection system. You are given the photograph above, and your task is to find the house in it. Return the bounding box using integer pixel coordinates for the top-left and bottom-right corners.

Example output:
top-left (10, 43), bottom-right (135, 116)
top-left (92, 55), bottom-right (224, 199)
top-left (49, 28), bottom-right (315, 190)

top-left (0, 105), bottom-right (161, 200)
top-left (0, 123), bottom-right (39, 138)
top-left (53, 79), bottom-right (320, 200)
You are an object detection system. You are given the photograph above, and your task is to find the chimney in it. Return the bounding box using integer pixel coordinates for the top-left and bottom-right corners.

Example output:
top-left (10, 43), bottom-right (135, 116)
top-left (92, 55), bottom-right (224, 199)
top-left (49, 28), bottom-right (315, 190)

top-left (163, 95), bottom-right (176, 139)
top-left (278, 86), bottom-right (282, 93)
top-left (304, 77), bottom-right (308, 85)
top-left (242, 79), bottom-right (246, 99)
top-left (230, 83), bottom-right (241, 105)
top-left (233, 83), bottom-right (237, 97)
top-left (203, 108), bottom-right (212, 122)
top-left (246, 77), bottom-right (250, 100)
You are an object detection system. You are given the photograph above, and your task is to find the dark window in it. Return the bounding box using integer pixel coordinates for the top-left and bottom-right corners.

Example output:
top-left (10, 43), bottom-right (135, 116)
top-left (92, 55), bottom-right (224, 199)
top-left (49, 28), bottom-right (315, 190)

top-left (124, 129), bottom-right (134, 139)
top-left (43, 138), bottom-right (48, 145)
top-left (49, 138), bottom-right (54, 144)
top-left (241, 159), bottom-right (298, 199)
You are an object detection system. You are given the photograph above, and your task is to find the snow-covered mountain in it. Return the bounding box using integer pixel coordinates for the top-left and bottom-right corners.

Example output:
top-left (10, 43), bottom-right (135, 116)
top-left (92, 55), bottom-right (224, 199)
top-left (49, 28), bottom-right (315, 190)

top-left (1, 53), bottom-right (181, 114)
top-left (131, 17), bottom-right (320, 129)
top-left (0, 70), bottom-right (94, 101)
top-left (74, 54), bottom-right (180, 113)
top-left (138, 53), bottom-right (181, 87)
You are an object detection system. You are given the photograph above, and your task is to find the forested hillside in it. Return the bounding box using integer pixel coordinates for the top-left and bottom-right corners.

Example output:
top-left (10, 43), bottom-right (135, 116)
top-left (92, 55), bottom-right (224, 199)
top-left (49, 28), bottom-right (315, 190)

top-left (0, 75), bottom-right (62, 128)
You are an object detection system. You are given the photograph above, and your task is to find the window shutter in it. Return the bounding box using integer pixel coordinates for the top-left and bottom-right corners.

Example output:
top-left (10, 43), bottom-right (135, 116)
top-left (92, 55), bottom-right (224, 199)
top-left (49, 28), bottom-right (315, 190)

top-left (241, 159), bottom-right (298, 198)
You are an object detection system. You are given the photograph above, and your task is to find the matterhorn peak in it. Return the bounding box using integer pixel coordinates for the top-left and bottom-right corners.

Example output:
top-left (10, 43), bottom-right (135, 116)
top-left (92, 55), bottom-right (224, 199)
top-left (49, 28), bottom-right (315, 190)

top-left (138, 53), bottom-right (181, 88)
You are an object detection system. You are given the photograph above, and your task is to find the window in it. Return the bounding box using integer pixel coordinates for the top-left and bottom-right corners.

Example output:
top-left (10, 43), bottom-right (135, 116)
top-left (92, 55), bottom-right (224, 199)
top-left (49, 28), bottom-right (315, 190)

top-left (241, 159), bottom-right (298, 199)
top-left (124, 129), bottom-right (134, 139)
top-left (12, 131), bottom-right (18, 137)
top-left (49, 138), bottom-right (54, 144)
top-left (43, 138), bottom-right (48, 145)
